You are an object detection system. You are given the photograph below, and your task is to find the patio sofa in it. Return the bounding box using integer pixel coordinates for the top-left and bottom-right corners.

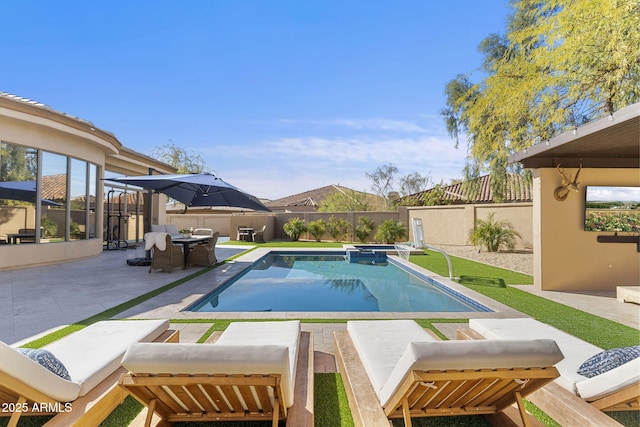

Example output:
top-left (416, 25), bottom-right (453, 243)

top-left (461, 318), bottom-right (640, 426)
top-left (119, 320), bottom-right (314, 427)
top-left (334, 319), bottom-right (563, 427)
top-left (0, 319), bottom-right (175, 427)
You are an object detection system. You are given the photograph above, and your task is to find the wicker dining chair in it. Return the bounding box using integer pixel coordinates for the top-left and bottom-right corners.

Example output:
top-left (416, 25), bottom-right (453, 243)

top-left (190, 232), bottom-right (219, 267)
top-left (149, 234), bottom-right (183, 273)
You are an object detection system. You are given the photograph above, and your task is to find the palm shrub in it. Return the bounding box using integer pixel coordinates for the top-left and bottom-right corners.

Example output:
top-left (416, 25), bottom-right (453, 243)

top-left (327, 215), bottom-right (351, 242)
top-left (469, 212), bottom-right (521, 252)
top-left (283, 217), bottom-right (307, 241)
top-left (374, 219), bottom-right (407, 243)
top-left (307, 219), bottom-right (327, 242)
top-left (355, 216), bottom-right (375, 243)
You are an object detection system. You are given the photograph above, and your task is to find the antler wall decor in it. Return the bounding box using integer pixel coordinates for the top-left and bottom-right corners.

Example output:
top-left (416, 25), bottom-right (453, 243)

top-left (554, 164), bottom-right (582, 201)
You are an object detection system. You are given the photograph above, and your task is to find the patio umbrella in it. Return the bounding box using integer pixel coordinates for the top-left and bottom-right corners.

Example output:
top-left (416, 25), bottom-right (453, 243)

top-left (108, 173), bottom-right (270, 211)
top-left (0, 180), bottom-right (61, 206)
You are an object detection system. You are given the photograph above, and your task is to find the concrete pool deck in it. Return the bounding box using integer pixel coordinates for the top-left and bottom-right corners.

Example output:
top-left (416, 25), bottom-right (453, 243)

top-left (1, 244), bottom-right (638, 372)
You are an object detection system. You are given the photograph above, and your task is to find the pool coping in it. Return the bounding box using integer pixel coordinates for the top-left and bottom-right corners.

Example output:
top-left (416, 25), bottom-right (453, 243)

top-left (119, 247), bottom-right (528, 321)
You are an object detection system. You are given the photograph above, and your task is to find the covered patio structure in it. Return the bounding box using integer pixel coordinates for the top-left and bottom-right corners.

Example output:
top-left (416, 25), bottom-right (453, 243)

top-left (509, 102), bottom-right (639, 292)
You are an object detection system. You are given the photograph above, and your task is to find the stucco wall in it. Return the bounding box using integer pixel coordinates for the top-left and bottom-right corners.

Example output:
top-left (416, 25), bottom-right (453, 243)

top-left (535, 168), bottom-right (640, 291)
top-left (0, 97), bottom-right (175, 271)
top-left (407, 203), bottom-right (533, 249)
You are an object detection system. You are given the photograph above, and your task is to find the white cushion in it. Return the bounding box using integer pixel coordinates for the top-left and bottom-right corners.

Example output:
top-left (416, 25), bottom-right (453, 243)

top-left (214, 320), bottom-right (300, 407)
top-left (379, 339), bottom-right (563, 406)
top-left (576, 356), bottom-right (640, 400)
top-left (164, 224), bottom-right (180, 236)
top-left (151, 224), bottom-right (166, 232)
top-left (0, 341), bottom-right (81, 402)
top-left (44, 319), bottom-right (169, 397)
top-left (0, 319), bottom-right (168, 402)
top-left (347, 320), bottom-right (437, 398)
top-left (122, 343), bottom-right (293, 407)
top-left (469, 318), bottom-right (605, 394)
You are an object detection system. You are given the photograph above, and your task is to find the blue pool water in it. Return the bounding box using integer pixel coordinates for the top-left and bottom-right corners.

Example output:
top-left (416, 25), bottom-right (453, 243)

top-left (187, 252), bottom-right (490, 313)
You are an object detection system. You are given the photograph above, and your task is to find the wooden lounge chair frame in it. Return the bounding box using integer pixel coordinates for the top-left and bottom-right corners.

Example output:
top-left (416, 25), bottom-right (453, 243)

top-left (119, 331), bottom-right (314, 427)
top-left (334, 330), bottom-right (560, 427)
top-left (458, 327), bottom-right (635, 427)
top-left (0, 329), bottom-right (179, 427)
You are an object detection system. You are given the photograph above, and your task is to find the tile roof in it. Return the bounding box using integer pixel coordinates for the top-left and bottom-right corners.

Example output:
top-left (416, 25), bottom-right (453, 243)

top-left (399, 173), bottom-right (532, 205)
top-left (265, 185), bottom-right (386, 209)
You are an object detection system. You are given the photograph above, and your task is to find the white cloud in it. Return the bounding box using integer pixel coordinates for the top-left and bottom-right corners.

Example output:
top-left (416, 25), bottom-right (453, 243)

top-left (206, 134), bottom-right (467, 199)
top-left (273, 117), bottom-right (428, 133)
top-left (198, 115), bottom-right (467, 199)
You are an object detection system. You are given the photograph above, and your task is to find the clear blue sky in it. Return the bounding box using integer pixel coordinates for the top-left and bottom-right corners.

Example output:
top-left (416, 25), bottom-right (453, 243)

top-left (1, 1), bottom-right (511, 200)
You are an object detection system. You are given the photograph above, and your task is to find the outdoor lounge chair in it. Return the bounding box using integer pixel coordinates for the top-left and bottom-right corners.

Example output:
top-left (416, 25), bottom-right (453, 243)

top-left (190, 231), bottom-right (219, 267)
top-left (460, 318), bottom-right (640, 426)
top-left (146, 232), bottom-right (183, 273)
top-left (334, 320), bottom-right (563, 427)
top-left (118, 320), bottom-right (314, 427)
top-left (0, 319), bottom-right (175, 427)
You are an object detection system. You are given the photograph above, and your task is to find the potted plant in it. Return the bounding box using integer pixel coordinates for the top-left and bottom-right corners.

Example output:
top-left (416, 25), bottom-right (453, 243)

top-left (179, 227), bottom-right (193, 238)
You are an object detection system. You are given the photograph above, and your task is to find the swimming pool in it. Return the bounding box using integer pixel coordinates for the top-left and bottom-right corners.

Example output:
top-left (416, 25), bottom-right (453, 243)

top-left (187, 252), bottom-right (490, 313)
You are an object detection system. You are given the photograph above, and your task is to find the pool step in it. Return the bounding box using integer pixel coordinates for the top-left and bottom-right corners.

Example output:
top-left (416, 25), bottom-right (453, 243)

top-left (345, 249), bottom-right (387, 264)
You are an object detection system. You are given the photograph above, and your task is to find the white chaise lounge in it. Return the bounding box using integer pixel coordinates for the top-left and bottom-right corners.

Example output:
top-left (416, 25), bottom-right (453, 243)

top-left (119, 320), bottom-right (313, 427)
top-left (334, 319), bottom-right (564, 427)
top-left (0, 319), bottom-right (173, 427)
top-left (463, 318), bottom-right (640, 426)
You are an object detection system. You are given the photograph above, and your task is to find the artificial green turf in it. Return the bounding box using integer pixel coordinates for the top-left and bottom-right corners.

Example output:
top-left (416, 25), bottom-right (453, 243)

top-left (10, 244), bottom-right (639, 427)
top-left (413, 251), bottom-right (534, 285)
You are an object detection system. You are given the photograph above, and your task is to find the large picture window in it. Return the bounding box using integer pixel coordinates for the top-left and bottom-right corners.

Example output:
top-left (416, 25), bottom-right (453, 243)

top-left (0, 141), bottom-right (98, 245)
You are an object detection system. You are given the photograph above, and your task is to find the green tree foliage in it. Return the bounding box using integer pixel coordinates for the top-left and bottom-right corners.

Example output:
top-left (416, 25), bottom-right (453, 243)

top-left (366, 163), bottom-right (398, 209)
top-left (318, 189), bottom-right (371, 212)
top-left (469, 212), bottom-right (521, 252)
top-left (366, 163), bottom-right (431, 209)
top-left (283, 217), bottom-right (307, 241)
top-left (0, 142), bottom-right (37, 181)
top-left (374, 220), bottom-right (407, 244)
top-left (399, 172), bottom-right (431, 197)
top-left (327, 215), bottom-right (351, 242)
top-left (354, 216), bottom-right (375, 243)
top-left (151, 143), bottom-right (206, 173)
top-left (307, 219), bottom-right (327, 241)
top-left (442, 0), bottom-right (640, 199)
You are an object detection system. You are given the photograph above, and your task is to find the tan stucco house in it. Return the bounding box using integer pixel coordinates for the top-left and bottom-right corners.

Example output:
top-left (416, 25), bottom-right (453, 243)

top-left (0, 92), bottom-right (176, 270)
top-left (510, 102), bottom-right (640, 292)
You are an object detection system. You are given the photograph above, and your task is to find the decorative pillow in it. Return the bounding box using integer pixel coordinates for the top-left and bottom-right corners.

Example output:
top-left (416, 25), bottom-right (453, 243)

top-left (577, 345), bottom-right (640, 378)
top-left (17, 348), bottom-right (72, 381)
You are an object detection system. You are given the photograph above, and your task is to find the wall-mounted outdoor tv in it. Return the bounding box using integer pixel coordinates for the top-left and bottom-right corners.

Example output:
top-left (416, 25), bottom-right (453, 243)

top-left (584, 186), bottom-right (640, 232)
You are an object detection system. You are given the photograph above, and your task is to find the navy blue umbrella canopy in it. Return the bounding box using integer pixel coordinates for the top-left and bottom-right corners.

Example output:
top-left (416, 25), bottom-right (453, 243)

top-left (0, 181), bottom-right (61, 206)
top-left (109, 173), bottom-right (270, 211)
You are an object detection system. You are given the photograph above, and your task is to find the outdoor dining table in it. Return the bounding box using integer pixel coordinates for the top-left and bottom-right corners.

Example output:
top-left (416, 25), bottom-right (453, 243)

top-left (237, 227), bottom-right (254, 242)
top-left (171, 235), bottom-right (211, 269)
top-left (6, 232), bottom-right (36, 244)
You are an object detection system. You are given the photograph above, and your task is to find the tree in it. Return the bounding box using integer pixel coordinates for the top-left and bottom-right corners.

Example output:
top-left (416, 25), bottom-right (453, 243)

top-left (374, 220), bottom-right (407, 244)
top-left (354, 216), bottom-right (375, 243)
top-left (469, 212), bottom-right (521, 252)
top-left (307, 219), bottom-right (327, 241)
top-left (327, 215), bottom-right (351, 242)
top-left (442, 0), bottom-right (640, 200)
top-left (283, 217), bottom-right (307, 241)
top-left (151, 143), bottom-right (206, 173)
top-left (366, 163), bottom-right (398, 208)
top-left (318, 188), bottom-right (371, 212)
top-left (399, 172), bottom-right (431, 197)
